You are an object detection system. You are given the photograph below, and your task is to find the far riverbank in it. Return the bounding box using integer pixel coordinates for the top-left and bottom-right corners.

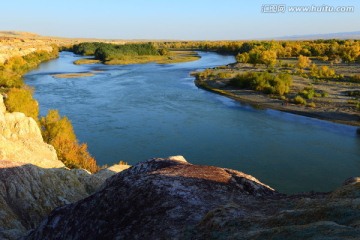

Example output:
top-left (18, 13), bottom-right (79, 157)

top-left (195, 79), bottom-right (360, 127)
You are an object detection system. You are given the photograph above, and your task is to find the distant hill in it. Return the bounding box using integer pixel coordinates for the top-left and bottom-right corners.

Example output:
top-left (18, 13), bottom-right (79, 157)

top-left (275, 31), bottom-right (360, 40)
top-left (0, 31), bottom-right (40, 37)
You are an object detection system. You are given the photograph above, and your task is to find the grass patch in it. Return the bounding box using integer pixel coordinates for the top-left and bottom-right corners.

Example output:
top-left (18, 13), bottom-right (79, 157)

top-left (293, 95), bottom-right (307, 105)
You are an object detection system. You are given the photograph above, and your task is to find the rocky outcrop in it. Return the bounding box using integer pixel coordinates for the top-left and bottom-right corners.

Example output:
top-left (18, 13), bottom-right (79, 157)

top-left (0, 160), bottom-right (87, 240)
top-left (71, 164), bottom-right (130, 194)
top-left (24, 156), bottom-right (360, 240)
top-left (0, 96), bottom-right (130, 239)
top-left (0, 38), bottom-right (54, 64)
top-left (0, 161), bottom-right (128, 240)
top-left (25, 156), bottom-right (276, 239)
top-left (0, 97), bottom-right (64, 168)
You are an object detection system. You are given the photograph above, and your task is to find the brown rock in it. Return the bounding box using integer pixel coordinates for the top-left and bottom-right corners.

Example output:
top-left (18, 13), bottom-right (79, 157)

top-left (25, 157), bottom-right (276, 240)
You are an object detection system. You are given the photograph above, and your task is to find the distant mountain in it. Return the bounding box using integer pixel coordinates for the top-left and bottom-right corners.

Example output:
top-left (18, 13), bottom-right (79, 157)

top-left (275, 31), bottom-right (360, 40)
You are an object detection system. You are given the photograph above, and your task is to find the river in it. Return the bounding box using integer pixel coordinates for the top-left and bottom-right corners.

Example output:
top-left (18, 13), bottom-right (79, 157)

top-left (25, 51), bottom-right (360, 193)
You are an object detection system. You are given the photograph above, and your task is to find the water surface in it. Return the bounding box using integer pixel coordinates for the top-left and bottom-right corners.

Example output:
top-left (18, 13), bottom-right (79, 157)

top-left (26, 51), bottom-right (360, 193)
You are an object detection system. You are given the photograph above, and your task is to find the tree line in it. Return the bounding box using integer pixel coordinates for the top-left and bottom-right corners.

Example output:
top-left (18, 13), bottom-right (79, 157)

top-left (72, 42), bottom-right (166, 62)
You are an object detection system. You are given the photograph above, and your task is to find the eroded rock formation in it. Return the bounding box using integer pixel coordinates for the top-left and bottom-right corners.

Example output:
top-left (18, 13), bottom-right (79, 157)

top-left (0, 97), bottom-right (128, 239)
top-left (25, 156), bottom-right (360, 240)
top-left (0, 97), bottom-right (64, 168)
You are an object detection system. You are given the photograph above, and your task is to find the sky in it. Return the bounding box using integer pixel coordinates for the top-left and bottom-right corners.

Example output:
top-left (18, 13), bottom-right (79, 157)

top-left (1, 0), bottom-right (359, 40)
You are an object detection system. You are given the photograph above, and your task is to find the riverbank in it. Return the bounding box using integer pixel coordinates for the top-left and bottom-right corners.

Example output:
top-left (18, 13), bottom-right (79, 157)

top-left (194, 61), bottom-right (360, 127)
top-left (195, 80), bottom-right (360, 126)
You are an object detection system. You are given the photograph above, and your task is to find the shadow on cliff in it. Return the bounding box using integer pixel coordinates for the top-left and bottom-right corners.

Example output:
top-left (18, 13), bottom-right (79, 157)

top-left (0, 160), bottom-right (117, 240)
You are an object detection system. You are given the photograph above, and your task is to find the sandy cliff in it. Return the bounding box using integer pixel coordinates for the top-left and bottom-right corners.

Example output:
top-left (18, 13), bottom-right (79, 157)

top-left (0, 94), bottom-right (127, 240)
top-left (0, 97), bottom-right (64, 168)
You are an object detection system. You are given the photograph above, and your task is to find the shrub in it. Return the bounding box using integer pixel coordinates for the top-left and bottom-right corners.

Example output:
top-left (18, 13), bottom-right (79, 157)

top-left (41, 110), bottom-right (99, 173)
top-left (4, 87), bottom-right (39, 120)
top-left (229, 72), bottom-right (292, 96)
top-left (194, 69), bottom-right (215, 80)
top-left (310, 64), bottom-right (336, 78)
top-left (349, 74), bottom-right (360, 83)
top-left (307, 102), bottom-right (316, 108)
top-left (0, 71), bottom-right (23, 88)
top-left (319, 66), bottom-right (335, 78)
top-left (347, 90), bottom-right (360, 97)
top-left (3, 56), bottom-right (28, 74)
top-left (293, 95), bottom-right (307, 105)
top-left (4, 49), bottom-right (58, 76)
top-left (281, 62), bottom-right (295, 68)
top-left (230, 72), bottom-right (256, 88)
top-left (299, 87), bottom-right (315, 99)
top-left (297, 55), bottom-right (311, 70)
top-left (236, 52), bottom-right (249, 63)
top-left (317, 56), bottom-right (329, 61)
top-left (321, 91), bottom-right (329, 97)
top-left (158, 48), bottom-right (169, 56)
top-left (217, 72), bottom-right (233, 79)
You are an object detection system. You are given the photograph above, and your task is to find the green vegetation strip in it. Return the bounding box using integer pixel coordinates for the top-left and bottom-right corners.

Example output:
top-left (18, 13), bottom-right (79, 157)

top-left (72, 42), bottom-right (200, 65)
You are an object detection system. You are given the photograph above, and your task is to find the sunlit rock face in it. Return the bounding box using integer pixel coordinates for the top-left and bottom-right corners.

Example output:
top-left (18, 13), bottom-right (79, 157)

top-left (0, 97), bottom-right (64, 169)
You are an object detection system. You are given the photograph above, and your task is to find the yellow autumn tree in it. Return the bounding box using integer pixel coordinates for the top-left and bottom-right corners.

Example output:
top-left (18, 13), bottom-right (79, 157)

top-left (41, 110), bottom-right (99, 173)
top-left (297, 55), bottom-right (312, 72)
top-left (4, 87), bottom-right (39, 120)
top-left (260, 50), bottom-right (277, 68)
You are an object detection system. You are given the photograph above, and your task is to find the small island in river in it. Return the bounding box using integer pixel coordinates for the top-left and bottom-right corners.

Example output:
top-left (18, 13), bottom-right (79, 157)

top-left (71, 42), bottom-right (200, 65)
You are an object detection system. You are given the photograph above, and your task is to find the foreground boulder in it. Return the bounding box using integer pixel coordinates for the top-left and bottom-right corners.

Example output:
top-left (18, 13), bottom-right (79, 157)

top-left (25, 156), bottom-right (276, 239)
top-left (25, 156), bottom-right (360, 240)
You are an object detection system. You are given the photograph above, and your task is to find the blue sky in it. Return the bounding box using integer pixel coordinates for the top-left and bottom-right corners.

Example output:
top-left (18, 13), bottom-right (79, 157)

top-left (1, 0), bottom-right (359, 40)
